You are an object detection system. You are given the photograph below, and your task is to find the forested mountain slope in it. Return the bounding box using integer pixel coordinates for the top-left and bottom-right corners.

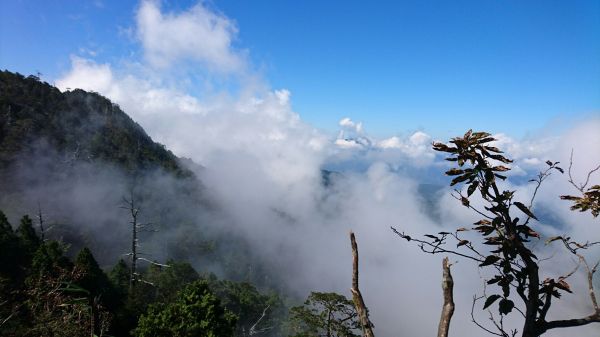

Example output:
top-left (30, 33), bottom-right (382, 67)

top-left (0, 71), bottom-right (188, 176)
top-left (0, 71), bottom-right (279, 288)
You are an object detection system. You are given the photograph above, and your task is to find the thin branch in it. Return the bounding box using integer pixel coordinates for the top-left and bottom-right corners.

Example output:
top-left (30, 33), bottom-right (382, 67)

top-left (137, 258), bottom-right (170, 268)
top-left (471, 295), bottom-right (504, 337)
top-left (0, 301), bottom-right (20, 328)
top-left (451, 191), bottom-right (494, 220)
top-left (449, 232), bottom-right (485, 259)
top-left (489, 310), bottom-right (508, 337)
top-left (558, 237), bottom-right (600, 255)
top-left (580, 256), bottom-right (599, 312)
top-left (537, 254), bottom-right (600, 333)
top-left (539, 260), bottom-right (580, 322)
top-left (568, 149), bottom-right (600, 192)
top-left (391, 227), bottom-right (483, 263)
top-left (137, 279), bottom-right (155, 287)
top-left (528, 164), bottom-right (557, 210)
top-left (0, 312), bottom-right (15, 327)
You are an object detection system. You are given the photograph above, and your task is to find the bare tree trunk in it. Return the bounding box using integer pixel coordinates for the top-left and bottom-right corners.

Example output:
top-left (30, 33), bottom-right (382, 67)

top-left (122, 193), bottom-right (140, 290)
top-left (37, 202), bottom-right (46, 242)
top-left (349, 231), bottom-right (375, 337)
top-left (129, 205), bottom-right (137, 290)
top-left (437, 257), bottom-right (454, 337)
top-left (121, 189), bottom-right (164, 291)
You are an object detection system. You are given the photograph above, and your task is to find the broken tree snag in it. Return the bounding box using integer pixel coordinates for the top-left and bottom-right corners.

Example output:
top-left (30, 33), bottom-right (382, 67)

top-left (437, 257), bottom-right (455, 337)
top-left (350, 231), bottom-right (375, 337)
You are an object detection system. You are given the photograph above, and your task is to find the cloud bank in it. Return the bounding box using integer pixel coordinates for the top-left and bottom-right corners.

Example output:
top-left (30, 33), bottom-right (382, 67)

top-left (55, 1), bottom-right (600, 336)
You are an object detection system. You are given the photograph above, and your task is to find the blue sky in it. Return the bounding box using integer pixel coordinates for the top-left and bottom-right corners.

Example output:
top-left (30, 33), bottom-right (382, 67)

top-left (1, 0), bottom-right (599, 138)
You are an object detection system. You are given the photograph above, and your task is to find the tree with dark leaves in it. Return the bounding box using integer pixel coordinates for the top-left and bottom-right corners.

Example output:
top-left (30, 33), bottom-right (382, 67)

top-left (394, 130), bottom-right (600, 337)
top-left (289, 291), bottom-right (361, 337)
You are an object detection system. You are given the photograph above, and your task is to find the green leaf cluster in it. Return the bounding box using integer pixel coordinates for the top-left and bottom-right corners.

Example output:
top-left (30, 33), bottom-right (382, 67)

top-left (135, 280), bottom-right (237, 337)
top-left (288, 292), bottom-right (360, 337)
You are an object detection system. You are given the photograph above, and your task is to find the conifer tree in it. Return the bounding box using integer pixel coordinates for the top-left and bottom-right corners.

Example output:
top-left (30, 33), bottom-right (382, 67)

top-left (0, 211), bottom-right (20, 280)
top-left (17, 215), bottom-right (40, 254)
top-left (110, 259), bottom-right (131, 292)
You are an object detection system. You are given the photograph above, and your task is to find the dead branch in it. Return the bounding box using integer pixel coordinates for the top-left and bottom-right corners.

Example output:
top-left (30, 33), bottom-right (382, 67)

top-left (0, 301), bottom-right (19, 328)
top-left (537, 254), bottom-right (600, 334)
top-left (528, 162), bottom-right (562, 210)
top-left (582, 257), bottom-right (600, 312)
top-left (538, 258), bottom-right (581, 322)
top-left (248, 304), bottom-right (272, 336)
top-left (568, 150), bottom-right (600, 192)
top-left (470, 295), bottom-right (504, 337)
top-left (136, 258), bottom-right (171, 268)
top-left (349, 231), bottom-right (375, 337)
top-left (437, 257), bottom-right (455, 337)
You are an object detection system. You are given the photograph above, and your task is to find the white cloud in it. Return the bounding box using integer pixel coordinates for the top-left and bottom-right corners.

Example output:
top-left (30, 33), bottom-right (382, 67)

top-left (334, 138), bottom-right (363, 149)
top-left (339, 117), bottom-right (354, 128)
top-left (53, 2), bottom-right (600, 336)
top-left (377, 136), bottom-right (402, 149)
top-left (376, 132), bottom-right (434, 159)
top-left (57, 58), bottom-right (600, 337)
top-left (136, 0), bottom-right (245, 72)
top-left (522, 157), bottom-right (542, 166)
top-left (492, 132), bottom-right (558, 161)
top-left (274, 89), bottom-right (291, 105)
top-left (370, 131), bottom-right (435, 164)
top-left (408, 130), bottom-right (430, 145)
top-left (56, 56), bottom-right (114, 93)
top-left (56, 56), bottom-right (206, 119)
top-left (339, 117), bottom-right (363, 133)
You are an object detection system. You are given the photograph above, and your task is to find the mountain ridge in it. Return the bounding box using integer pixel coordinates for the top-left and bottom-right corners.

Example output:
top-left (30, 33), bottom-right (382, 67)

top-left (0, 70), bottom-right (191, 177)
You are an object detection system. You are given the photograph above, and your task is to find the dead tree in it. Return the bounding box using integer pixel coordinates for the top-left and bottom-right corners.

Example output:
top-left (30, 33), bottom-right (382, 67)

top-left (37, 203), bottom-right (46, 242)
top-left (349, 231), bottom-right (375, 337)
top-left (350, 232), bottom-right (456, 337)
top-left (36, 202), bottom-right (53, 242)
top-left (438, 257), bottom-right (454, 337)
top-left (120, 190), bottom-right (166, 289)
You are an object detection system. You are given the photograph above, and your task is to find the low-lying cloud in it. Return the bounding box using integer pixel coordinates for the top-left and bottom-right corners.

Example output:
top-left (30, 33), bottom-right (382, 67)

top-left (53, 1), bottom-right (600, 336)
